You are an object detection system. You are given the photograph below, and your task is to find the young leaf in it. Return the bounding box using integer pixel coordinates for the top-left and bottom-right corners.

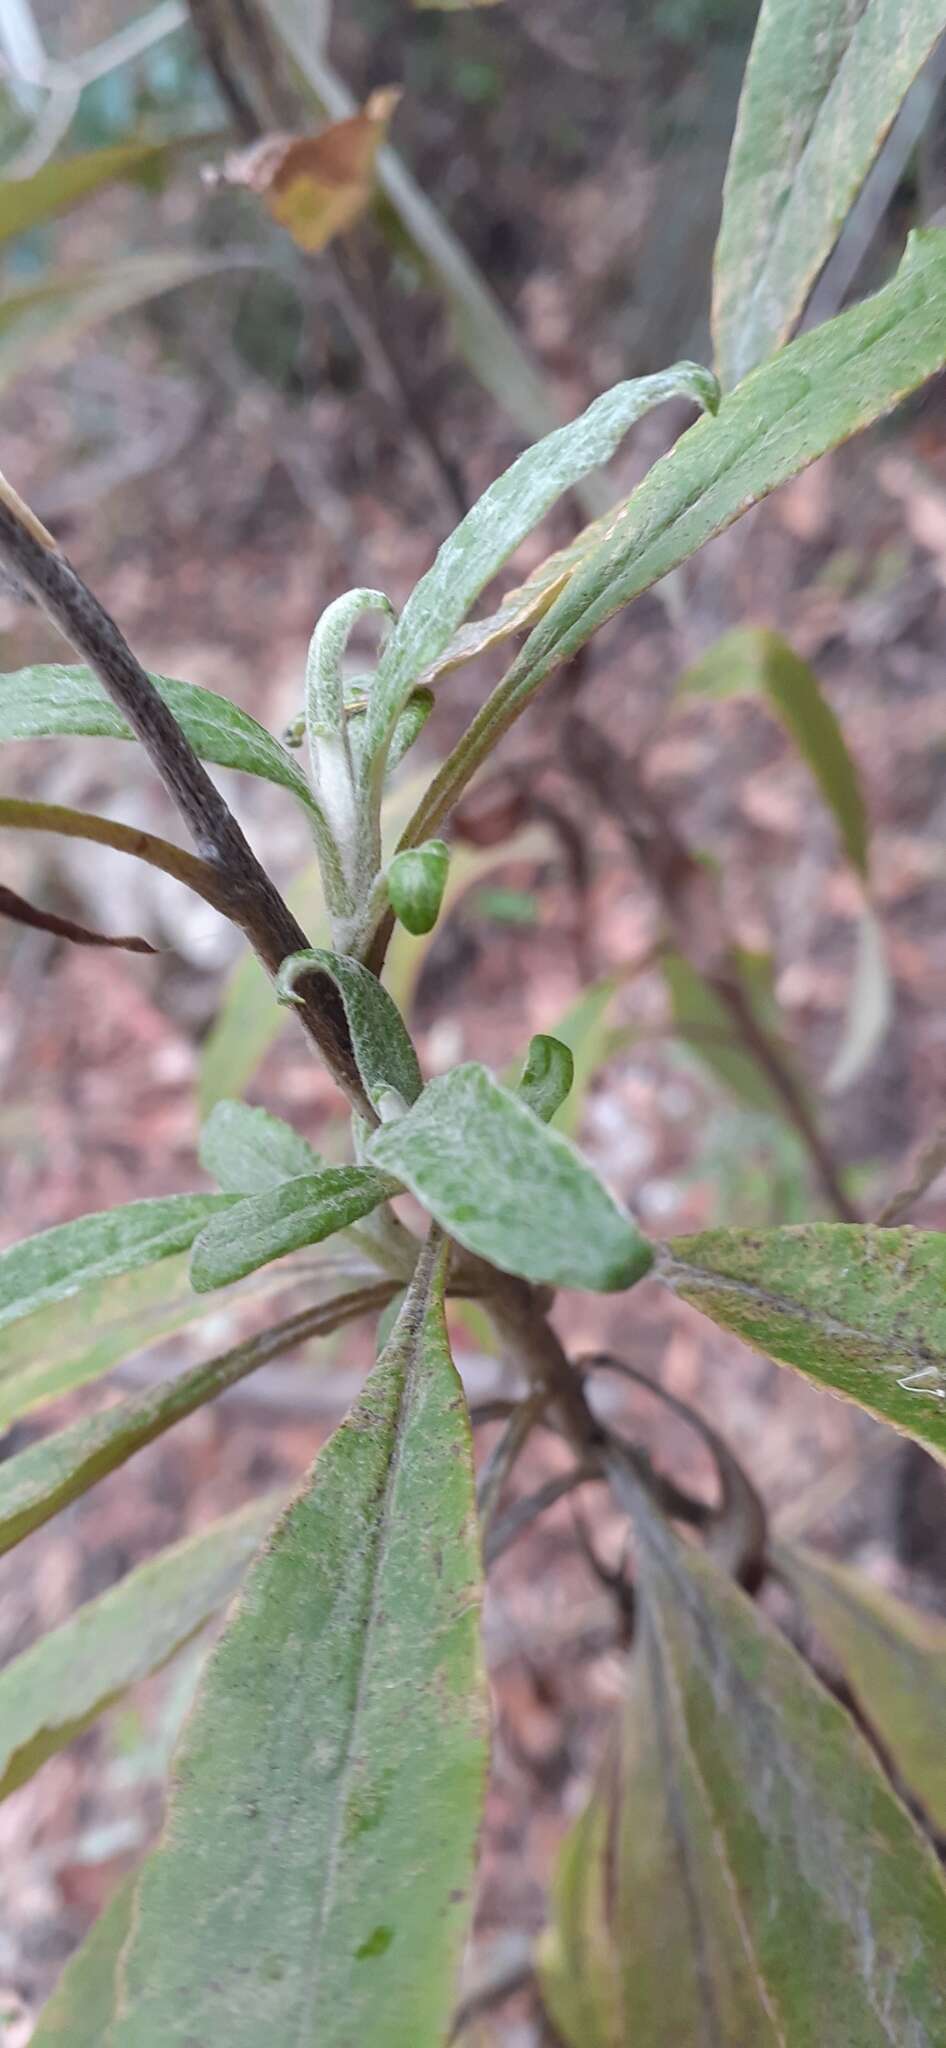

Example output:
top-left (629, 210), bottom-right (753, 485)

top-left (368, 1062), bottom-right (653, 1292)
top-left (426, 230), bottom-right (946, 824)
top-left (516, 1034), bottom-right (574, 1124)
top-left (0, 1493), bottom-right (281, 1802)
top-left (199, 1099), bottom-right (322, 1193)
top-left (30, 1876), bottom-right (135, 2048)
top-left (676, 627), bottom-right (869, 878)
top-left (540, 1491), bottom-right (946, 2045)
top-left (110, 1242), bottom-right (488, 2048)
top-left (0, 663), bottom-right (320, 816)
top-left (387, 838), bottom-right (450, 936)
top-left (663, 1223), bottom-right (946, 1459)
top-left (190, 1167), bottom-right (398, 1292)
top-left (277, 948), bottom-right (423, 1112)
top-left (713, 0), bottom-right (946, 388)
top-left (0, 1194), bottom-right (237, 1335)
top-left (775, 1540), bottom-right (946, 1833)
top-left (0, 1285), bottom-right (394, 1556)
top-left (363, 363), bottom-right (720, 761)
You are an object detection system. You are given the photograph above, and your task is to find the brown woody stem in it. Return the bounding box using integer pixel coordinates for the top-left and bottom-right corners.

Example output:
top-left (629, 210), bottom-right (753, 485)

top-left (0, 481), bottom-right (368, 1112)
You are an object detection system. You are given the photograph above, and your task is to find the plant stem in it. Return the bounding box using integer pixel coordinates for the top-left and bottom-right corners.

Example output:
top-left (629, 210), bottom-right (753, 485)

top-left (0, 478), bottom-right (369, 1115)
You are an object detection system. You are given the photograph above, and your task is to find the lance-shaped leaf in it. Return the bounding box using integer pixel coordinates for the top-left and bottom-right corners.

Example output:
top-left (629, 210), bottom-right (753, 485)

top-left (661, 947), bottom-right (797, 1119)
top-left (663, 1223), bottom-right (946, 1460)
top-left (446, 231), bottom-right (946, 799)
top-left (776, 1540), bottom-right (946, 1833)
top-left (0, 139), bottom-right (181, 246)
top-left (0, 1493), bottom-right (281, 1802)
top-left (0, 1256), bottom-right (292, 1430)
top-left (540, 1491), bottom-right (946, 2045)
top-left (0, 1285), bottom-right (394, 1556)
top-left (677, 627), bottom-right (869, 878)
top-left (712, 0), bottom-right (946, 388)
top-left (277, 948), bottom-right (423, 1113)
top-left (111, 1241), bottom-right (488, 2048)
top-left (30, 1877), bottom-right (135, 2048)
top-left (516, 1034), bottom-right (574, 1124)
top-left (0, 1193), bottom-right (237, 1335)
top-left (368, 1062), bottom-right (653, 1292)
top-left (0, 663), bottom-right (319, 816)
top-left (363, 362), bottom-right (719, 760)
top-left (190, 1166), bottom-right (398, 1292)
top-left (676, 626), bottom-right (890, 1089)
top-left (199, 1099), bottom-right (322, 1193)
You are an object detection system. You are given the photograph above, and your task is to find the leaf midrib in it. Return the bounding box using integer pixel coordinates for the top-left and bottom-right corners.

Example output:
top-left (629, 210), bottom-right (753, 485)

top-left (297, 1295), bottom-right (425, 2041)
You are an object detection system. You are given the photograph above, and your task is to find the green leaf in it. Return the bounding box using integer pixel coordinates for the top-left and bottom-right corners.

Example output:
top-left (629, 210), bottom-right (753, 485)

top-left (0, 1285), bottom-right (393, 1557)
top-left (0, 1492), bottom-right (280, 1802)
top-left (365, 363), bottom-right (719, 758)
top-left (464, 233), bottom-right (946, 771)
top-left (0, 664), bottom-right (319, 815)
top-left (776, 1540), bottom-right (946, 1834)
top-left (190, 1167), bottom-right (397, 1292)
top-left (368, 1062), bottom-right (653, 1292)
top-left (516, 1034), bottom-right (574, 1124)
top-left (0, 251), bottom-right (258, 392)
top-left (387, 838), bottom-right (450, 936)
top-left (30, 1877), bottom-right (135, 2048)
top-left (661, 947), bottom-right (795, 1117)
top-left (111, 1241), bottom-right (488, 2048)
top-left (677, 627), bottom-right (869, 877)
top-left (540, 1491), bottom-right (946, 2046)
top-left (0, 1194), bottom-right (237, 1335)
top-left (277, 949), bottom-right (423, 1114)
top-left (712, 0), bottom-right (946, 388)
top-left (0, 1257), bottom-right (284, 1430)
top-left (0, 141), bottom-right (179, 246)
top-left (199, 1099), bottom-right (322, 1192)
top-left (663, 1223), bottom-right (946, 1459)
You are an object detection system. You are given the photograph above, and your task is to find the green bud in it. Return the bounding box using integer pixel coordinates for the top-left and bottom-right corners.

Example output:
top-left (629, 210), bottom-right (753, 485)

top-left (387, 839), bottom-right (450, 937)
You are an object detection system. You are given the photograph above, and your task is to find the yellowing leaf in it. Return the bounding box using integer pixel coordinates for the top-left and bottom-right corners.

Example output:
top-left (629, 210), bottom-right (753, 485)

top-left (216, 89), bottom-right (401, 253)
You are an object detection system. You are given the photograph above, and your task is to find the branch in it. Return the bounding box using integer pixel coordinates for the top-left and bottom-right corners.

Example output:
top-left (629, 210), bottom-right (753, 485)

top-left (0, 475), bottom-right (368, 1111)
